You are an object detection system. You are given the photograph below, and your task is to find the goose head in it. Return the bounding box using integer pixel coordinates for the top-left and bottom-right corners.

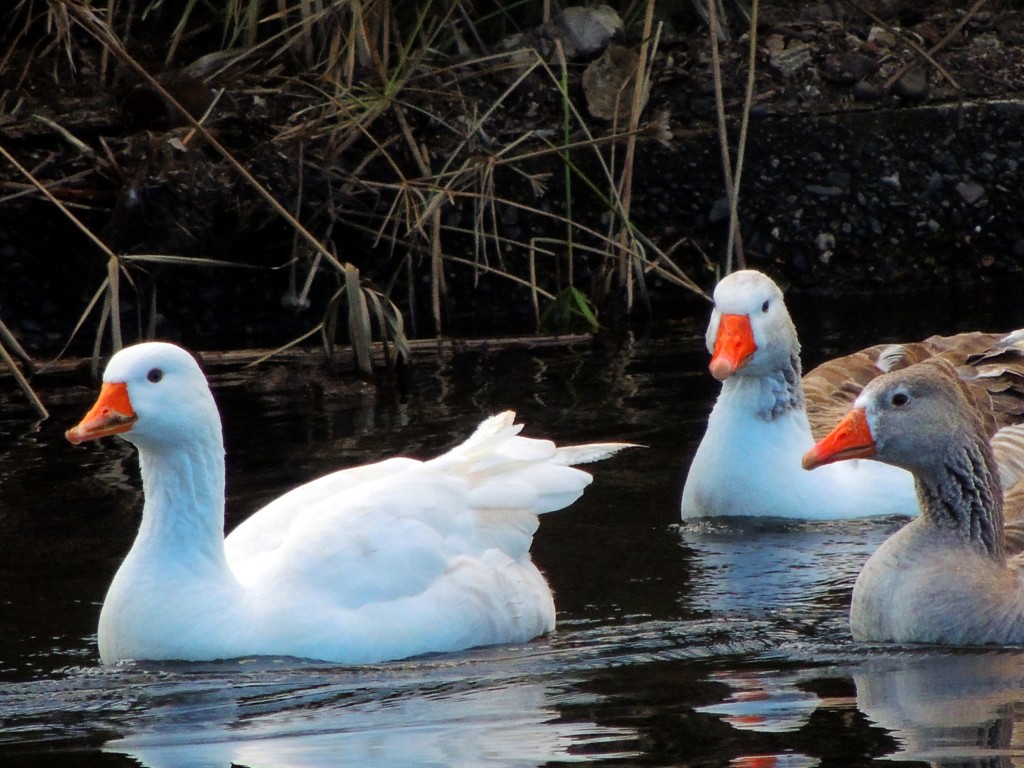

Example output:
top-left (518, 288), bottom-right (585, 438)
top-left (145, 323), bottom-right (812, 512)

top-left (802, 360), bottom-right (983, 476)
top-left (706, 270), bottom-right (799, 382)
top-left (66, 342), bottom-right (221, 453)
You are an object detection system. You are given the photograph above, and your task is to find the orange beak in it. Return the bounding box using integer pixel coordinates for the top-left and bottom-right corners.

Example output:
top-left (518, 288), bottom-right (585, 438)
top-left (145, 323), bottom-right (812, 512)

top-left (66, 382), bottom-right (137, 445)
top-left (709, 313), bottom-right (757, 381)
top-left (802, 407), bottom-right (876, 470)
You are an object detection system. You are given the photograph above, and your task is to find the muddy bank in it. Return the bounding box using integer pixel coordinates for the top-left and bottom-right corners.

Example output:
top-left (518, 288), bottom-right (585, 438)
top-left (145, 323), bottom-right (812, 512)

top-left (632, 99), bottom-right (1024, 290)
top-left (2, 2), bottom-right (1023, 358)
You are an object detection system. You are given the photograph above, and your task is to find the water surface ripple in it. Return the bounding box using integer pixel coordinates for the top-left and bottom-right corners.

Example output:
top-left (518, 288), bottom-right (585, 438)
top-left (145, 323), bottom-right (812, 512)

top-left (4, 303), bottom-right (1024, 766)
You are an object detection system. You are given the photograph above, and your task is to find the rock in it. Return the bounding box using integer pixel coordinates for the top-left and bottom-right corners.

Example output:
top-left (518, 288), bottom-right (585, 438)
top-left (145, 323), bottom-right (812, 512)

top-left (583, 43), bottom-right (646, 121)
top-left (709, 197), bottom-right (731, 223)
top-left (820, 53), bottom-right (876, 84)
top-left (770, 44), bottom-right (813, 76)
top-left (499, 5), bottom-right (623, 63)
top-left (867, 26), bottom-right (897, 48)
top-left (851, 81), bottom-right (884, 101)
top-left (881, 172), bottom-right (901, 190)
top-left (894, 67), bottom-right (929, 101)
top-left (764, 34), bottom-right (786, 54)
top-left (553, 5), bottom-right (622, 59)
top-left (972, 34), bottom-right (1002, 51)
top-left (956, 181), bottom-right (985, 204)
top-left (917, 173), bottom-right (944, 203)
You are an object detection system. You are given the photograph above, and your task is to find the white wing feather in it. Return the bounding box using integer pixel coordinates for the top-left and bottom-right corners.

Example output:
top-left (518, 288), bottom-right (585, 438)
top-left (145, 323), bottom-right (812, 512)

top-left (226, 411), bottom-right (636, 614)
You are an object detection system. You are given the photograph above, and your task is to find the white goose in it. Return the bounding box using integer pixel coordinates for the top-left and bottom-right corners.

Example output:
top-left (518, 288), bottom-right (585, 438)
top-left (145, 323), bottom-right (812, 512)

top-left (681, 269), bottom-right (1024, 520)
top-left (803, 359), bottom-right (1024, 644)
top-left (66, 342), bottom-right (634, 665)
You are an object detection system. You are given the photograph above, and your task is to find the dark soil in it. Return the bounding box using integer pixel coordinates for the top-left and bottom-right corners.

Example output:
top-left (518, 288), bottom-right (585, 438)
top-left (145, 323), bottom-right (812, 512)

top-left (2, 1), bottom-right (1024, 359)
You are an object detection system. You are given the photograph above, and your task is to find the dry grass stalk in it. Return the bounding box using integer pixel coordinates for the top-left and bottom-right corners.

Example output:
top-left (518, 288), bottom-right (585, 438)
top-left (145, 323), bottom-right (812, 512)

top-left (251, 2), bottom-right (704, 331)
top-left (725, 0), bottom-right (759, 272)
top-left (610, 0), bottom-right (659, 312)
top-left (706, 0), bottom-right (738, 274)
top-left (3, 0), bottom-right (712, 371)
top-left (704, 0), bottom-right (762, 275)
top-left (0, 316), bottom-right (47, 418)
top-left (0, 139), bottom-right (127, 361)
top-left (54, 1), bottom-right (410, 373)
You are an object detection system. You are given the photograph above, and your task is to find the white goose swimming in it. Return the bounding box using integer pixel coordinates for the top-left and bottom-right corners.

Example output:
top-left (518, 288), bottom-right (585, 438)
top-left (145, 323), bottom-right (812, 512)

top-left (681, 269), bottom-right (1024, 520)
top-left (66, 342), bottom-right (634, 665)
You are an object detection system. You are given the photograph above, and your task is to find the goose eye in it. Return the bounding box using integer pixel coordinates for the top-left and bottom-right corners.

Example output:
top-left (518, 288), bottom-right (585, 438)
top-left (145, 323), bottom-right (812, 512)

top-left (891, 392), bottom-right (909, 407)
top-left (147, 368), bottom-right (164, 383)
top-left (761, 300), bottom-right (770, 313)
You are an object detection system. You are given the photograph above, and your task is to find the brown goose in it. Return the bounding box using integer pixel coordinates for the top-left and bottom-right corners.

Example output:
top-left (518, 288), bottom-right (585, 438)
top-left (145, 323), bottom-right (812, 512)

top-left (804, 358), bottom-right (1024, 645)
top-left (681, 269), bottom-right (1024, 520)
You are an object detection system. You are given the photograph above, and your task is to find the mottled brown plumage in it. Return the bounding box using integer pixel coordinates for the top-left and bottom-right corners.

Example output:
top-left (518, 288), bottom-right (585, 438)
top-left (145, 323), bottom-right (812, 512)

top-left (804, 331), bottom-right (1024, 443)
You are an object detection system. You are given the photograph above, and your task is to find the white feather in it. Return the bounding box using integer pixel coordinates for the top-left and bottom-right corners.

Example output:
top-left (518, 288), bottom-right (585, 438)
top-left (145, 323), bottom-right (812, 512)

top-left (73, 343), bottom-right (635, 665)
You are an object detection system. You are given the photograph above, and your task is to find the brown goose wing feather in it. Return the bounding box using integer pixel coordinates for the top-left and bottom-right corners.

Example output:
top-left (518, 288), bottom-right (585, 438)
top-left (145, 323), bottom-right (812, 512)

top-left (803, 331), bottom-right (1024, 442)
top-left (804, 341), bottom-right (952, 440)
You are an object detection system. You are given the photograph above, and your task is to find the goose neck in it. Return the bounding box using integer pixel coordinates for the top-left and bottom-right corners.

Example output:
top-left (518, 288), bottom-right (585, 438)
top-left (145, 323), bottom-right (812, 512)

top-left (916, 439), bottom-right (1004, 560)
top-left (721, 350), bottom-right (805, 422)
top-left (135, 439), bottom-right (230, 568)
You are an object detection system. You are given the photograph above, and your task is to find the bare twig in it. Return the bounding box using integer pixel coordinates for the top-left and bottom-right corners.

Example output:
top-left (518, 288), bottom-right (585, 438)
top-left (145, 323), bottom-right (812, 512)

top-left (843, 0), bottom-right (982, 93)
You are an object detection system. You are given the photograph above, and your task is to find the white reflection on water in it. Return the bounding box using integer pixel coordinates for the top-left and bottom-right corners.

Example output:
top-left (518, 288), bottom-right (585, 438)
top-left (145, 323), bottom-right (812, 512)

top-left (106, 678), bottom-right (637, 768)
top-left (697, 671), bottom-right (822, 733)
top-left (854, 650), bottom-right (1024, 764)
top-left (692, 650), bottom-right (1024, 767)
top-left (677, 517), bottom-right (905, 627)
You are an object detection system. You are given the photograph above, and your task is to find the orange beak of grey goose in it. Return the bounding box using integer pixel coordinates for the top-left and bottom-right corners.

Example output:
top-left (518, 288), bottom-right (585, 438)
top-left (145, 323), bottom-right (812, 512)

top-left (802, 407), bottom-right (877, 470)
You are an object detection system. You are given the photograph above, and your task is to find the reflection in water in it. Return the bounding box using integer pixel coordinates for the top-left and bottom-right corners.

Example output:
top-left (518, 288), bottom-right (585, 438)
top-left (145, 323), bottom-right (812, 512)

top-left (677, 516), bottom-right (907, 648)
top-left (694, 651), bottom-right (1024, 767)
top-left (697, 671), bottom-right (822, 733)
top-left (695, 674), bottom-right (823, 768)
top-left (854, 650), bottom-right (1024, 765)
top-left (0, 643), bottom-right (644, 767)
top-left (728, 757), bottom-right (820, 768)
top-left (107, 677), bottom-right (637, 768)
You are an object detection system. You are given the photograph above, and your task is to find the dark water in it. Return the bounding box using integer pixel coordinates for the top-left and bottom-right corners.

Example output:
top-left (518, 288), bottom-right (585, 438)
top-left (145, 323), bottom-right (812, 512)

top-left (3, 284), bottom-right (1024, 767)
